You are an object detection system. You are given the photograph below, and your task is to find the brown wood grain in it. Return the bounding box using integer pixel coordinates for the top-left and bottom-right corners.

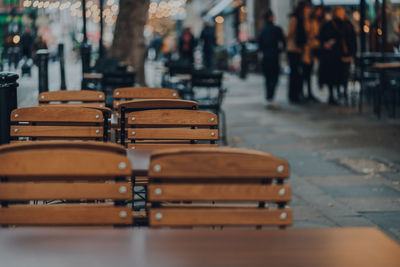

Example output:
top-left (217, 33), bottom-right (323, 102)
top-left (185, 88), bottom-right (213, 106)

top-left (0, 205), bottom-right (132, 225)
top-left (127, 109), bottom-right (218, 126)
top-left (128, 143), bottom-right (218, 149)
top-left (148, 148), bottom-right (289, 179)
top-left (10, 125), bottom-right (103, 138)
top-left (117, 99), bottom-right (198, 112)
top-left (39, 90), bottom-right (105, 103)
top-left (11, 106), bottom-right (103, 123)
top-left (0, 141), bottom-right (126, 154)
top-left (0, 148), bottom-right (131, 177)
top-left (127, 128), bottom-right (219, 140)
top-left (113, 87), bottom-right (180, 99)
top-left (0, 182), bottom-right (132, 201)
top-left (148, 208), bottom-right (292, 226)
top-left (0, 228), bottom-right (399, 267)
top-left (148, 184), bottom-right (291, 202)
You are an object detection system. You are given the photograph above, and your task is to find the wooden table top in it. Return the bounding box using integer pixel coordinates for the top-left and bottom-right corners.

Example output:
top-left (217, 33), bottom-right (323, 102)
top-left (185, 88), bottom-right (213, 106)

top-left (126, 148), bottom-right (153, 176)
top-left (0, 227), bottom-right (398, 267)
top-left (371, 62), bottom-right (400, 70)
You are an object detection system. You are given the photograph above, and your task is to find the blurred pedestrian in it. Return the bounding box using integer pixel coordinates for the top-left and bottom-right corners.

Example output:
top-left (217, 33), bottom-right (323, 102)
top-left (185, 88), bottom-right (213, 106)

top-left (302, 5), bottom-right (325, 102)
top-left (200, 19), bottom-right (216, 71)
top-left (287, 1), bottom-right (310, 103)
top-left (258, 9), bottom-right (286, 108)
top-left (179, 27), bottom-right (196, 64)
top-left (319, 6), bottom-right (357, 105)
top-left (20, 27), bottom-right (34, 59)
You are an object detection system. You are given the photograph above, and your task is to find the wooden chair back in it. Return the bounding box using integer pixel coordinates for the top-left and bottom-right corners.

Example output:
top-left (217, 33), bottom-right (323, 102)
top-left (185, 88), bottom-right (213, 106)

top-left (39, 90), bottom-right (105, 108)
top-left (147, 148), bottom-right (292, 228)
top-left (10, 106), bottom-right (107, 142)
top-left (117, 99), bottom-right (199, 145)
top-left (113, 87), bottom-right (180, 111)
top-left (0, 141), bottom-right (133, 226)
top-left (125, 109), bottom-right (219, 149)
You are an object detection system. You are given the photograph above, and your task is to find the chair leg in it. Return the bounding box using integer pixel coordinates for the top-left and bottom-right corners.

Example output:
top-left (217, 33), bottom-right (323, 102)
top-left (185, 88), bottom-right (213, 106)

top-left (220, 109), bottom-right (228, 146)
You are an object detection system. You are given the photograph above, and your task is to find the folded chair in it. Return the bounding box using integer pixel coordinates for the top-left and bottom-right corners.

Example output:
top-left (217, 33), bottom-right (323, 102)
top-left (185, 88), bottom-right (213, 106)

top-left (0, 141), bottom-right (133, 226)
top-left (147, 148), bottom-right (292, 228)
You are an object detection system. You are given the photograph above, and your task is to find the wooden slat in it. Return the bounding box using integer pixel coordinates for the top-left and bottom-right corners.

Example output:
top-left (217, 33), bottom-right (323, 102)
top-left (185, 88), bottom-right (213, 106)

top-left (127, 128), bottom-right (218, 140)
top-left (0, 205), bottom-right (132, 225)
top-left (114, 87), bottom-right (179, 99)
top-left (117, 99), bottom-right (198, 112)
top-left (148, 184), bottom-right (291, 202)
top-left (0, 182), bottom-right (132, 201)
top-left (0, 141), bottom-right (125, 154)
top-left (10, 125), bottom-right (103, 138)
top-left (0, 148), bottom-right (131, 177)
top-left (41, 102), bottom-right (107, 109)
top-left (148, 148), bottom-right (290, 179)
top-left (128, 143), bottom-right (218, 149)
top-left (39, 90), bottom-right (105, 103)
top-left (148, 208), bottom-right (292, 226)
top-left (127, 110), bottom-right (218, 126)
top-left (11, 106), bottom-right (103, 123)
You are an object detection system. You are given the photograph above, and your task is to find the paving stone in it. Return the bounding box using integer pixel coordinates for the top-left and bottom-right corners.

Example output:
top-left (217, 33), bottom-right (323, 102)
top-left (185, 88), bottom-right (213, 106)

top-left (338, 198), bottom-right (400, 212)
top-left (320, 185), bottom-right (400, 198)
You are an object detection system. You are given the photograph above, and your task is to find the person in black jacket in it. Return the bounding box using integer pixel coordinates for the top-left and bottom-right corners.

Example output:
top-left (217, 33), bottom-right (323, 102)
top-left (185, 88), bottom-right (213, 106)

top-left (200, 20), bottom-right (216, 71)
top-left (258, 9), bottom-right (286, 108)
top-left (319, 6), bottom-right (357, 105)
top-left (179, 27), bottom-right (196, 64)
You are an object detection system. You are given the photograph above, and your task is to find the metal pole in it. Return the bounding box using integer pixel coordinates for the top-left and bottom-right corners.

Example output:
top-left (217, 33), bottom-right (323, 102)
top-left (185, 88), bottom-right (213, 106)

top-left (82, 0), bottom-right (87, 43)
top-left (360, 0), bottom-right (366, 53)
top-left (37, 49), bottom-right (49, 93)
top-left (0, 72), bottom-right (18, 145)
top-left (99, 0), bottom-right (104, 61)
top-left (382, 0), bottom-right (387, 52)
top-left (58, 43), bottom-right (67, 90)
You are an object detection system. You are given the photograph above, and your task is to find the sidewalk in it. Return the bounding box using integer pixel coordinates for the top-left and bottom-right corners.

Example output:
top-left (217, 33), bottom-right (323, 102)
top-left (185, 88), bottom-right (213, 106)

top-left (224, 73), bottom-right (400, 241)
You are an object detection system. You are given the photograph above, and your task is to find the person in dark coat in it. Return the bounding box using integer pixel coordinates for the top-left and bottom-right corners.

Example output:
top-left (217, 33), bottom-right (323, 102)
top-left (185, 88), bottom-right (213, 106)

top-left (258, 9), bottom-right (286, 108)
top-left (20, 27), bottom-right (34, 59)
top-left (319, 6), bottom-right (357, 105)
top-left (200, 20), bottom-right (216, 71)
top-left (179, 27), bottom-right (196, 64)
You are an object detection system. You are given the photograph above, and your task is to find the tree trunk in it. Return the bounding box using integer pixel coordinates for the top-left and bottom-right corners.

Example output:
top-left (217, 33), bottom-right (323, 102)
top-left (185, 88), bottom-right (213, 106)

top-left (111, 0), bottom-right (149, 85)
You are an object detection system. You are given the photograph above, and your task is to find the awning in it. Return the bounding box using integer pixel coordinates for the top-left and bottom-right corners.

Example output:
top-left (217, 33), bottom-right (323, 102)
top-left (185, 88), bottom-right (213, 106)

top-left (206, 0), bottom-right (233, 18)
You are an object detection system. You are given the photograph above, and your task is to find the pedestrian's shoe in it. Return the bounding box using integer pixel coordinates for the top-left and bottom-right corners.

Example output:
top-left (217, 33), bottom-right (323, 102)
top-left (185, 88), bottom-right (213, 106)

top-left (328, 98), bottom-right (339, 106)
top-left (266, 101), bottom-right (280, 110)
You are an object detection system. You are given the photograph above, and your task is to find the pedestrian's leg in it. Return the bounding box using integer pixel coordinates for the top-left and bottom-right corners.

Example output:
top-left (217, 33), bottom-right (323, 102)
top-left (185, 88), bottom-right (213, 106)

top-left (288, 53), bottom-right (297, 102)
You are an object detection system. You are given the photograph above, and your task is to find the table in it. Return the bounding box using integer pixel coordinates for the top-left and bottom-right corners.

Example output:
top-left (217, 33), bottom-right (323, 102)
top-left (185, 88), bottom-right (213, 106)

top-left (370, 62), bottom-right (400, 118)
top-left (0, 227), bottom-right (399, 267)
top-left (126, 148), bottom-right (153, 176)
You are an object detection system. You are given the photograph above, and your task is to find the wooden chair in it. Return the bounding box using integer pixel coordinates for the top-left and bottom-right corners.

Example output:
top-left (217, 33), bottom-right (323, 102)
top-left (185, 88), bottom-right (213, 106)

top-left (39, 90), bottom-right (106, 108)
top-left (113, 87), bottom-right (180, 111)
top-left (147, 148), bottom-right (292, 228)
top-left (0, 141), bottom-right (133, 226)
top-left (117, 99), bottom-right (199, 145)
top-left (126, 109), bottom-right (219, 149)
top-left (10, 106), bottom-right (108, 142)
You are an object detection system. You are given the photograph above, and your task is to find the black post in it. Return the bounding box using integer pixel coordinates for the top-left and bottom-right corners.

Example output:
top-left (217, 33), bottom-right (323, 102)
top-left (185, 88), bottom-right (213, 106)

top-left (37, 49), bottom-right (49, 93)
top-left (99, 0), bottom-right (104, 61)
top-left (0, 72), bottom-right (18, 145)
top-left (360, 0), bottom-right (366, 53)
top-left (382, 0), bottom-right (387, 52)
top-left (58, 43), bottom-right (67, 90)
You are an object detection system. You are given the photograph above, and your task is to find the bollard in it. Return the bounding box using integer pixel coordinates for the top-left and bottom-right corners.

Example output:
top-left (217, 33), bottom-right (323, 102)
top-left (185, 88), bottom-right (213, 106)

top-left (0, 72), bottom-right (18, 145)
top-left (58, 44), bottom-right (67, 90)
top-left (81, 42), bottom-right (92, 74)
top-left (37, 49), bottom-right (49, 93)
